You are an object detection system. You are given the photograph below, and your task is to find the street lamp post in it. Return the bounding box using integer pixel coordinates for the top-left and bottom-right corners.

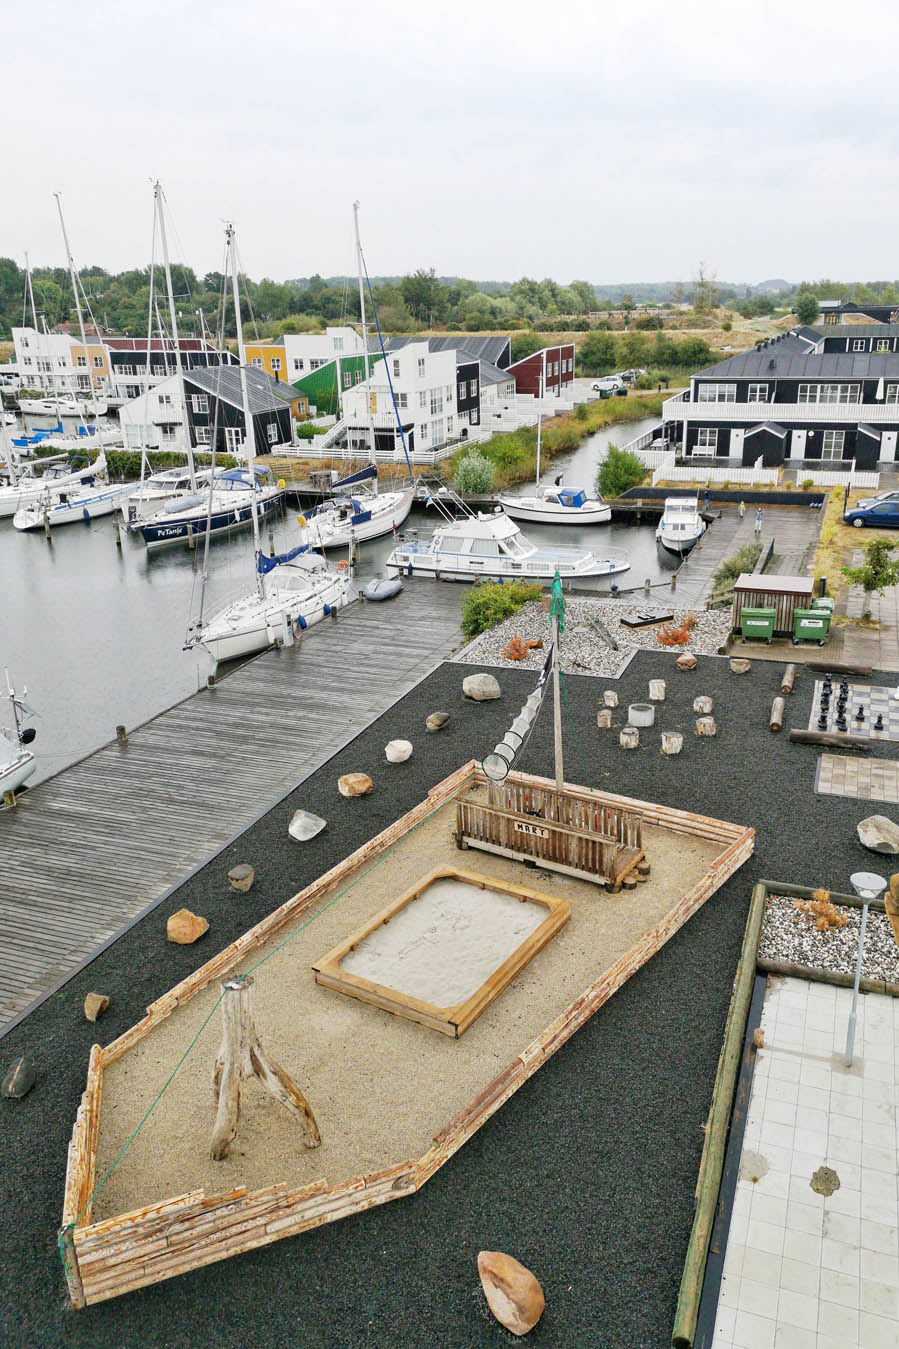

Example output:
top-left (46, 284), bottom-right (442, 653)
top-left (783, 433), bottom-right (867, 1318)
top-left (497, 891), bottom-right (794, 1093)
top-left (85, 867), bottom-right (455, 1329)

top-left (843, 871), bottom-right (886, 1067)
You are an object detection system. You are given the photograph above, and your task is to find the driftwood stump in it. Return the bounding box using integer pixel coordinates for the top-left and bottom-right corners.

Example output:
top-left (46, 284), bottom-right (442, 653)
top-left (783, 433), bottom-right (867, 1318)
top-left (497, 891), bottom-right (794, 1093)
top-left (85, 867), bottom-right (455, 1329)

top-left (780, 664), bottom-right (797, 695)
top-left (649, 679), bottom-right (666, 701)
top-left (620, 726), bottom-right (640, 749)
top-left (661, 731), bottom-right (683, 756)
top-left (769, 697), bottom-right (785, 732)
top-left (210, 977), bottom-right (321, 1160)
top-left (693, 695), bottom-right (714, 715)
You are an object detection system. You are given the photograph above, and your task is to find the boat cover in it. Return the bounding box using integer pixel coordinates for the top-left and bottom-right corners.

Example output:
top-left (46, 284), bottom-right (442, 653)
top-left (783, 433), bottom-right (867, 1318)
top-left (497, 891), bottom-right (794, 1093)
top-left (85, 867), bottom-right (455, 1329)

top-left (558, 489), bottom-right (587, 508)
top-left (333, 464), bottom-right (377, 490)
top-left (257, 543), bottom-right (310, 574)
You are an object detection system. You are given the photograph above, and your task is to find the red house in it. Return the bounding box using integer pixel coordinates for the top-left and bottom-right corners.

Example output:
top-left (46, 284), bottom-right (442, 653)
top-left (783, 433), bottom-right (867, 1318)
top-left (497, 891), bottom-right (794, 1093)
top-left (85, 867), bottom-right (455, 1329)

top-left (508, 344), bottom-right (576, 397)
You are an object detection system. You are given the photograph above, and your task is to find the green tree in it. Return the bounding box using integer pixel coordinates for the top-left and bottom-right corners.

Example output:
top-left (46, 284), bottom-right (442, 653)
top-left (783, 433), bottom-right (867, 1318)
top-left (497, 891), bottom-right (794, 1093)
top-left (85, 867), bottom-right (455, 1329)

top-left (578, 330), bottom-right (617, 374)
top-left (597, 445), bottom-right (646, 498)
top-left (677, 336), bottom-right (714, 368)
top-left (510, 331), bottom-right (544, 362)
top-left (795, 289), bottom-right (820, 325)
top-left (690, 263), bottom-right (719, 316)
top-left (568, 280), bottom-right (596, 314)
top-left (842, 539), bottom-right (899, 616)
top-left (453, 451), bottom-right (495, 495)
top-left (619, 332), bottom-right (652, 367)
top-left (400, 268), bottom-right (448, 323)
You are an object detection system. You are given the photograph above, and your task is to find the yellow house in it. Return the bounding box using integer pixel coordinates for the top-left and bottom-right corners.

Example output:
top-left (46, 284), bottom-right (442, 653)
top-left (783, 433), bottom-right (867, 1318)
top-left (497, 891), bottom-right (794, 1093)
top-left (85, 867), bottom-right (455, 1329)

top-left (244, 342), bottom-right (287, 382)
top-left (70, 340), bottom-right (112, 391)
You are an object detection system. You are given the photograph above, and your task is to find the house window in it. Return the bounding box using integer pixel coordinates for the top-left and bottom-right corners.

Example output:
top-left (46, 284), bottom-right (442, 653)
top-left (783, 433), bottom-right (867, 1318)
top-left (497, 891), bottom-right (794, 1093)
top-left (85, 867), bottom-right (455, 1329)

top-left (191, 395), bottom-right (209, 414)
top-left (419, 390), bottom-right (427, 408)
top-left (821, 430), bottom-right (845, 459)
top-left (420, 421), bottom-right (429, 439)
top-left (445, 384), bottom-right (452, 400)
top-left (852, 340), bottom-right (866, 351)
top-left (747, 383), bottom-right (769, 402)
top-left (458, 382), bottom-right (466, 402)
top-left (333, 337), bottom-right (344, 352)
top-left (195, 427), bottom-right (211, 445)
top-left (430, 389), bottom-right (443, 415)
top-left (251, 357), bottom-right (262, 368)
top-left (76, 355), bottom-right (87, 367)
top-left (354, 370), bottom-right (362, 384)
top-left (885, 384), bottom-right (899, 404)
top-left (694, 428), bottom-right (718, 455)
top-left (93, 356), bottom-right (103, 369)
top-left (877, 340), bottom-right (890, 352)
top-left (310, 359), bottom-right (324, 371)
top-left (447, 415), bottom-right (453, 436)
top-left (697, 383), bottom-right (736, 402)
top-left (160, 424), bottom-right (177, 442)
top-left (225, 427), bottom-right (244, 453)
top-left (293, 358), bottom-right (304, 371)
top-left (158, 393), bottom-right (172, 407)
top-left (343, 371), bottom-right (352, 388)
top-left (267, 422), bottom-right (278, 444)
top-left (124, 385), bottom-right (141, 399)
top-left (396, 392), bottom-right (408, 409)
top-left (393, 359), bottom-right (400, 377)
top-left (120, 364), bottom-right (136, 376)
top-left (798, 383), bottom-right (860, 403)
top-left (432, 419), bottom-right (445, 443)
top-left (469, 409), bottom-right (479, 425)
top-left (270, 358), bottom-right (281, 372)
top-left (77, 375), bottom-right (89, 390)
top-left (152, 364), bottom-right (164, 375)
top-left (470, 379), bottom-right (478, 397)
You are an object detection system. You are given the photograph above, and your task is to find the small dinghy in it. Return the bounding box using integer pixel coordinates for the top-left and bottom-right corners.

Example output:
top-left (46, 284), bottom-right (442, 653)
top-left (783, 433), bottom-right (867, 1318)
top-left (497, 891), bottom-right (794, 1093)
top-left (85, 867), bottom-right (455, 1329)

top-left (363, 576), bottom-right (404, 602)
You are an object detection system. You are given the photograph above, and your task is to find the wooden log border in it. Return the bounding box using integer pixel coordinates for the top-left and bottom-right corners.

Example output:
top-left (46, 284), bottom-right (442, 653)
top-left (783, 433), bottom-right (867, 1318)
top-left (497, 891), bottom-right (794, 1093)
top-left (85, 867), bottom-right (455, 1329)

top-left (59, 762), bottom-right (754, 1309)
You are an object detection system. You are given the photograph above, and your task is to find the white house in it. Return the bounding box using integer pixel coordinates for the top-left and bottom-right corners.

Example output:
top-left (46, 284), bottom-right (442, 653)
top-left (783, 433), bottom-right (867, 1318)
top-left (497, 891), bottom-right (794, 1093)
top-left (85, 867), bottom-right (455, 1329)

top-left (118, 374), bottom-right (186, 451)
top-left (11, 327), bottom-right (78, 392)
top-left (280, 327), bottom-right (365, 380)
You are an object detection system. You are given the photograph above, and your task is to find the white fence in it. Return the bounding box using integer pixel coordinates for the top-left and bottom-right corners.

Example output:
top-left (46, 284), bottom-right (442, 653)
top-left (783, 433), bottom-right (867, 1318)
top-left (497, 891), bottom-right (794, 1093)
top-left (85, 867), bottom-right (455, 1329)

top-left (652, 462), bottom-right (780, 487)
top-left (802, 469), bottom-right (880, 489)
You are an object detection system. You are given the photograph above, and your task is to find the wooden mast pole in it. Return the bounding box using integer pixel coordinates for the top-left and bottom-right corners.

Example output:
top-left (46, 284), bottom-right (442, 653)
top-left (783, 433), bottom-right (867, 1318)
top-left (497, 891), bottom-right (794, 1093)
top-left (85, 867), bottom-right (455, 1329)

top-left (552, 611), bottom-right (563, 794)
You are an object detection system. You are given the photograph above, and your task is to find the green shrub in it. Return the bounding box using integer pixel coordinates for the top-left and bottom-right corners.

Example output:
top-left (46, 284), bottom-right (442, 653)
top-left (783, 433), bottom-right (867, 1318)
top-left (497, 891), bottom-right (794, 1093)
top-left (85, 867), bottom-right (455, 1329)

top-left (460, 581), bottom-right (543, 640)
top-left (596, 445), bottom-right (647, 498)
top-left (296, 422), bottom-right (329, 440)
top-left (453, 451), bottom-right (495, 494)
top-left (801, 478), bottom-right (814, 491)
top-left (575, 402), bottom-right (589, 422)
top-left (707, 542), bottom-right (763, 605)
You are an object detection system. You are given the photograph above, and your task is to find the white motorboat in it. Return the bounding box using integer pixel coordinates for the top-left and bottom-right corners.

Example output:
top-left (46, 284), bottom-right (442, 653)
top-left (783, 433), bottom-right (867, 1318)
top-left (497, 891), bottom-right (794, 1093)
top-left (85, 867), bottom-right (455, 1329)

top-left (137, 466), bottom-right (282, 548)
top-left (498, 482), bottom-right (611, 526)
top-left (386, 507), bottom-right (629, 582)
top-left (305, 465), bottom-right (414, 548)
top-left (655, 496), bottom-right (707, 555)
top-left (189, 548), bottom-right (354, 663)
top-left (0, 451), bottom-right (109, 519)
top-left (121, 465), bottom-right (215, 523)
top-left (13, 477), bottom-right (138, 530)
top-left (0, 669), bottom-right (37, 797)
top-left (40, 426), bottom-right (121, 452)
top-left (18, 395), bottom-right (84, 416)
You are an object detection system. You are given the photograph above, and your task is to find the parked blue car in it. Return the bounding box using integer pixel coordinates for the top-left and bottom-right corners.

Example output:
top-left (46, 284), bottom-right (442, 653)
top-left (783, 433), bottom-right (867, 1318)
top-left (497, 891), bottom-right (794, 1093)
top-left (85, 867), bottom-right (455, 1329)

top-left (843, 494), bottom-right (899, 528)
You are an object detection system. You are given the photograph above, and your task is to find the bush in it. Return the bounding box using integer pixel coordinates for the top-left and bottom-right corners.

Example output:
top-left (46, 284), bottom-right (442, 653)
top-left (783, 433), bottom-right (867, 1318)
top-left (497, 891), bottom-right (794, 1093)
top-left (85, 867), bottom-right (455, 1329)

top-left (597, 445), bottom-right (646, 498)
top-left (801, 478), bottom-right (814, 491)
top-left (453, 451), bottom-right (495, 495)
top-left (460, 581), bottom-right (543, 640)
top-left (722, 320), bottom-right (732, 331)
top-left (707, 542), bottom-right (762, 606)
top-left (575, 402), bottom-right (589, 422)
top-left (296, 422), bottom-right (329, 440)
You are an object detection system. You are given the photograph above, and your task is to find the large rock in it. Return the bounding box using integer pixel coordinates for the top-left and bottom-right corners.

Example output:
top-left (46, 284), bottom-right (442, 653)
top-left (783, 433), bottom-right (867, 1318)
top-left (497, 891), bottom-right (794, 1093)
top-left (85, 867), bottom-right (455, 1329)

top-left (477, 1251), bottom-right (545, 1337)
top-left (2, 1056), bottom-right (36, 1099)
top-left (338, 773), bottom-right (373, 798)
top-left (289, 809), bottom-right (327, 842)
top-left (730, 658), bottom-right (751, 674)
top-left (857, 815), bottom-right (899, 854)
top-left (166, 909), bottom-right (209, 944)
top-left (462, 673), bottom-right (501, 701)
top-left (385, 739), bottom-right (413, 763)
top-left (676, 653), bottom-right (697, 671)
top-left (426, 712), bottom-right (450, 733)
top-left (227, 864), bottom-right (254, 893)
top-left (83, 993), bottom-right (110, 1022)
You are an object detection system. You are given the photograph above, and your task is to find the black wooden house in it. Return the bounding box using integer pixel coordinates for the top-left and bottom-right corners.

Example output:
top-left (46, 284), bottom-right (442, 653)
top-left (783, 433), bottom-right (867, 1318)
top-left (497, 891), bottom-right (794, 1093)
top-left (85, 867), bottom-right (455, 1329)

top-left (182, 366), bottom-right (303, 456)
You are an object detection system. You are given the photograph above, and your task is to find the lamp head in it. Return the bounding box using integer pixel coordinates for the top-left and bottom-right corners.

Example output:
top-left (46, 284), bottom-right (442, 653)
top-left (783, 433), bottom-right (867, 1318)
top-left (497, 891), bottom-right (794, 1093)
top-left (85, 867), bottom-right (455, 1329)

top-left (849, 871), bottom-right (886, 901)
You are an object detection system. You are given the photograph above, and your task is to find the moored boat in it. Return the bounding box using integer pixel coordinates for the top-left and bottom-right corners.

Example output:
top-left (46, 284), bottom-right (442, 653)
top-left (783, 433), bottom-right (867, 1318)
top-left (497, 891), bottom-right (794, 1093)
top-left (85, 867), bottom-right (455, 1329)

top-left (137, 466), bottom-right (282, 549)
top-left (498, 483), bottom-right (611, 526)
top-left (0, 451), bottom-right (109, 519)
top-left (655, 496), bottom-right (706, 555)
top-left (304, 465), bottom-right (414, 548)
top-left (13, 477), bottom-right (138, 530)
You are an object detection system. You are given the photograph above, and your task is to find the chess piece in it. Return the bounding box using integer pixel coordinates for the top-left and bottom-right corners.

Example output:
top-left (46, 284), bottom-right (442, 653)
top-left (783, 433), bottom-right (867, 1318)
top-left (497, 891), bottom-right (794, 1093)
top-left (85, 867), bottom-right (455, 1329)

top-left (856, 706), bottom-right (865, 721)
top-left (817, 715), bottom-right (828, 730)
top-left (875, 713), bottom-right (885, 731)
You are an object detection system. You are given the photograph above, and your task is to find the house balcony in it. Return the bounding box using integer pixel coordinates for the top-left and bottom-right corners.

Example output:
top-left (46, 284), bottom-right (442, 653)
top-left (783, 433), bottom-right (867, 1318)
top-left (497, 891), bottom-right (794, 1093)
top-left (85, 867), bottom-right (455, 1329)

top-left (662, 392), bottom-right (899, 424)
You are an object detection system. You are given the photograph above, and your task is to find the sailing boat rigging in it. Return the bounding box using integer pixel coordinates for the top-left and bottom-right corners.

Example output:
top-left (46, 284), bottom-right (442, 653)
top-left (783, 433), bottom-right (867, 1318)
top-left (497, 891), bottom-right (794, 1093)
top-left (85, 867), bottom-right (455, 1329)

top-left (184, 222), bottom-right (352, 665)
top-left (0, 669), bottom-right (38, 798)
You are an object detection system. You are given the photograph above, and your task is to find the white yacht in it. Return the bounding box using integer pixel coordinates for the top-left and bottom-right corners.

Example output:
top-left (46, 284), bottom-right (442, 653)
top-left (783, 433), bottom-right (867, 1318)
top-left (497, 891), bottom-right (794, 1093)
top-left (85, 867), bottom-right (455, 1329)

top-left (121, 465), bottom-right (215, 524)
top-left (385, 508), bottom-right (629, 582)
top-left (18, 395), bottom-right (84, 416)
top-left (304, 465), bottom-right (414, 549)
top-left (188, 548), bottom-right (354, 664)
top-left (0, 451), bottom-right (109, 519)
top-left (13, 477), bottom-right (138, 530)
top-left (498, 482), bottom-right (611, 526)
top-left (656, 496), bottom-right (707, 555)
top-left (137, 466), bottom-right (282, 549)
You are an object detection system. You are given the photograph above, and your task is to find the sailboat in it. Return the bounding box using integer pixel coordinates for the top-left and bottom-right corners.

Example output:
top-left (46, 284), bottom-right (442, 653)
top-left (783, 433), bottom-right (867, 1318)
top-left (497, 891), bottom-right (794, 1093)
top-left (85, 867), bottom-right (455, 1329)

top-left (0, 669), bottom-right (37, 797)
top-left (0, 448), bottom-right (111, 519)
top-left (53, 197), bottom-right (108, 417)
top-left (185, 223), bottom-right (352, 665)
top-left (13, 468), bottom-right (137, 530)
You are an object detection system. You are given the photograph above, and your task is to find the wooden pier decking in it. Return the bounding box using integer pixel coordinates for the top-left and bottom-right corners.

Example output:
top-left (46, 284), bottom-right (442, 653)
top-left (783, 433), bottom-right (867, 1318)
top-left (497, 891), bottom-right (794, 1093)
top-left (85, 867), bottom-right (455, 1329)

top-left (0, 586), bottom-right (465, 1034)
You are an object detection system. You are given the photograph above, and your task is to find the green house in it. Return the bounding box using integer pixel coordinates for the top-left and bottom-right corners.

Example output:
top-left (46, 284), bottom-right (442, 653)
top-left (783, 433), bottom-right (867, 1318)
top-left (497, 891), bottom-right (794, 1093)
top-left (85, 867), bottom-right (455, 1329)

top-left (293, 354), bottom-right (381, 417)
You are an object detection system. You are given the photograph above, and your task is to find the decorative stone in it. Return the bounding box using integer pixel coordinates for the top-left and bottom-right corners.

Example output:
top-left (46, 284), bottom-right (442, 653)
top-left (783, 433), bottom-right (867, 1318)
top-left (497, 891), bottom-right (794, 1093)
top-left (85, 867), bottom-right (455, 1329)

top-left (227, 863), bottom-right (255, 893)
top-left (338, 772), bottom-right (373, 798)
top-left (810, 1165), bottom-right (841, 1197)
top-left (628, 703), bottom-right (655, 727)
top-left (83, 993), bottom-right (110, 1022)
top-left (602, 690), bottom-right (619, 708)
top-left (477, 1250), bottom-right (545, 1337)
top-left (753, 1028), bottom-right (765, 1049)
top-left (649, 679), bottom-right (666, 701)
top-left (696, 716), bottom-right (717, 737)
top-left (857, 815), bottom-right (899, 855)
top-left (730, 658), bottom-right (751, 674)
top-left (426, 712), bottom-right (450, 733)
top-left (462, 673), bottom-right (501, 701)
top-left (596, 709), bottom-right (613, 729)
top-left (385, 739), bottom-right (413, 763)
top-left (2, 1056), bottom-right (36, 1099)
top-left (661, 731), bottom-right (683, 756)
top-left (289, 809), bottom-right (327, 842)
top-left (166, 909), bottom-right (209, 944)
top-left (693, 695), bottom-right (714, 715)
top-left (620, 726), bottom-right (640, 749)
top-left (676, 653), bottom-right (697, 671)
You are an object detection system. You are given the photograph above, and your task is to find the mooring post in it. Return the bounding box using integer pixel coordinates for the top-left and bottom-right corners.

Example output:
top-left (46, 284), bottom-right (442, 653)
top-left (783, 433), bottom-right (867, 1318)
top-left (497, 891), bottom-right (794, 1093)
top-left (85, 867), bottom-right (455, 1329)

top-left (43, 510), bottom-right (51, 540)
top-left (3, 789), bottom-right (16, 809)
top-left (115, 725), bottom-right (127, 746)
top-left (113, 520), bottom-right (121, 548)
top-left (268, 526), bottom-right (275, 557)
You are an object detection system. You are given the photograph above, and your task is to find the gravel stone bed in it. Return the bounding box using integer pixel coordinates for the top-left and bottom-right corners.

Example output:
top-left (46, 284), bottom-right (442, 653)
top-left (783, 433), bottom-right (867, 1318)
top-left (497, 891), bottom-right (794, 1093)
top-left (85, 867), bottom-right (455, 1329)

top-left (760, 895), bottom-right (899, 984)
top-left (453, 599), bottom-right (733, 677)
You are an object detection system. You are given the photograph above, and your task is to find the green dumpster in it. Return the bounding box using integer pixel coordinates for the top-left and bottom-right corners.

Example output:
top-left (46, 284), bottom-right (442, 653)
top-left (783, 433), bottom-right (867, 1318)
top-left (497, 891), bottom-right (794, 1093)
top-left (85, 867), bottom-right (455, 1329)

top-left (812, 596), bottom-right (835, 616)
top-left (793, 607), bottom-right (831, 645)
top-left (741, 606), bottom-right (776, 643)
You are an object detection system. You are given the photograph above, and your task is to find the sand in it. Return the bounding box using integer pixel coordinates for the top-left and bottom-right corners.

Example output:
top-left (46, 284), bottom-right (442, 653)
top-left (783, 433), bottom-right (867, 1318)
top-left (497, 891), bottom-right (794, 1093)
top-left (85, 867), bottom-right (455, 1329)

top-left (92, 800), bottom-right (721, 1222)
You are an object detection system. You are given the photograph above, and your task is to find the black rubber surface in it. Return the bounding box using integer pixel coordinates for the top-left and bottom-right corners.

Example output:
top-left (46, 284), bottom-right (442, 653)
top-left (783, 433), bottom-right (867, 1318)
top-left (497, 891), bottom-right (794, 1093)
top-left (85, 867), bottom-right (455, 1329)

top-left (1, 651), bottom-right (889, 1348)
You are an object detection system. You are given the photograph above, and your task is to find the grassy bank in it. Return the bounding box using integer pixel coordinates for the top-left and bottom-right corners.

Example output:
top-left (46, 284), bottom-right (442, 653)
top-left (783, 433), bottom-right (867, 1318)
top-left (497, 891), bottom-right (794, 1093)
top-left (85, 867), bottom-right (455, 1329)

top-left (447, 392), bottom-right (666, 490)
top-left (810, 486), bottom-right (899, 606)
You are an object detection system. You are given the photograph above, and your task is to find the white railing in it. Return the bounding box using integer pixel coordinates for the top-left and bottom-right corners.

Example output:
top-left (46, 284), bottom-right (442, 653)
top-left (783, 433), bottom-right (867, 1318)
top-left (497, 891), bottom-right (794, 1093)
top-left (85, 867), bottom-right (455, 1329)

top-left (652, 463), bottom-right (780, 486)
top-left (803, 468), bottom-right (880, 489)
top-left (281, 438), bottom-right (461, 466)
top-left (662, 393), bottom-right (899, 425)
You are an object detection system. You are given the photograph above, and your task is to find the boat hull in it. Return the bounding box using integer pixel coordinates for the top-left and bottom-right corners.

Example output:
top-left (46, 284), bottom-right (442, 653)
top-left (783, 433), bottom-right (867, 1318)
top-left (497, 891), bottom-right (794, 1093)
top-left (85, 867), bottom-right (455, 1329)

top-left (656, 527), bottom-right (704, 556)
top-left (385, 553), bottom-right (629, 582)
top-left (196, 576), bottom-right (353, 663)
top-left (140, 492), bottom-right (282, 549)
top-left (308, 489), bottom-right (414, 548)
top-left (498, 499), bottom-right (611, 525)
top-left (0, 748), bottom-right (36, 794)
top-left (13, 484), bottom-right (137, 530)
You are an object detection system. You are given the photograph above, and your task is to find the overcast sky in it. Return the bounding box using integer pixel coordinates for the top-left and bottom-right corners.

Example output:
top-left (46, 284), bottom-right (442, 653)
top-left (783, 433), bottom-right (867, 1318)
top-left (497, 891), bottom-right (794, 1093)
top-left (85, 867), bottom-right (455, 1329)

top-left (5, 0), bottom-right (898, 286)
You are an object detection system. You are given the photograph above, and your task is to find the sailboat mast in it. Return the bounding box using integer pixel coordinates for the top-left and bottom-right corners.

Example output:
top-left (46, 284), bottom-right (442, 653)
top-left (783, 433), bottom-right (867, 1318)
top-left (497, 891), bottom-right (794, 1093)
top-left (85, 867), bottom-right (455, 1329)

top-left (353, 201), bottom-right (376, 464)
top-left (24, 254), bottom-right (39, 330)
top-left (155, 181), bottom-right (195, 487)
top-left (226, 223), bottom-right (265, 599)
top-left (53, 193), bottom-right (95, 414)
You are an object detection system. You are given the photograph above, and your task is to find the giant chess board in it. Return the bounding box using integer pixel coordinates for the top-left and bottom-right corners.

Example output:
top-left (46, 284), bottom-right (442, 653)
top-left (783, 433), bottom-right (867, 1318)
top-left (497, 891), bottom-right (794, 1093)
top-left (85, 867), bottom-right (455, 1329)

top-left (809, 679), bottom-right (899, 742)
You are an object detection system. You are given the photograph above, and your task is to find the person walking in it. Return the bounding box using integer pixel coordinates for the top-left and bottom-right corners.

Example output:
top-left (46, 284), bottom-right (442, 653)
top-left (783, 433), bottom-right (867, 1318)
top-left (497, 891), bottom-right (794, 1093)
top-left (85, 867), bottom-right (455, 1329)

top-left (738, 500), bottom-right (746, 520)
top-left (754, 507), bottom-right (763, 536)
top-left (703, 488), bottom-right (711, 514)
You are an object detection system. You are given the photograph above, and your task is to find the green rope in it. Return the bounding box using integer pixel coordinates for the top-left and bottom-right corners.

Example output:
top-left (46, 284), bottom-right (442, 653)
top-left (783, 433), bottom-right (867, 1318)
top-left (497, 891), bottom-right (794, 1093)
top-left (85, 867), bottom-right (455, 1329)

top-left (59, 767), bottom-right (479, 1279)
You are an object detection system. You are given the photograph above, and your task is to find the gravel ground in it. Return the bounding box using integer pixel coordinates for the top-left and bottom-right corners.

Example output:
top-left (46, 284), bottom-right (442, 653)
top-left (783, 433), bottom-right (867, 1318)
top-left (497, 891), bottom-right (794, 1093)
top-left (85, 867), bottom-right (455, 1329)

top-left (3, 651), bottom-right (898, 1348)
top-left (454, 599), bottom-right (733, 677)
top-left (759, 895), bottom-right (899, 983)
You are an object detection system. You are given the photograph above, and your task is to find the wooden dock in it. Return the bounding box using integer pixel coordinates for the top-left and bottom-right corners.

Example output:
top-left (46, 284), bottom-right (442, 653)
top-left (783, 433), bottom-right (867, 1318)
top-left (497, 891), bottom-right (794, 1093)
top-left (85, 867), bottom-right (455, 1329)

top-left (0, 585), bottom-right (464, 1034)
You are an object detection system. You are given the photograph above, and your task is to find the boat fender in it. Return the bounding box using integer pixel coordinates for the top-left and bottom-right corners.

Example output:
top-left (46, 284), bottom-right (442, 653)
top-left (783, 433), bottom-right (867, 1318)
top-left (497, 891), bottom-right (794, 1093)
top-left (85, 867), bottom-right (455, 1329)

top-left (234, 509), bottom-right (241, 522)
top-left (82, 507), bottom-right (90, 521)
top-left (278, 479), bottom-right (286, 489)
top-left (297, 515), bottom-right (306, 526)
top-left (296, 615), bottom-right (307, 631)
top-left (323, 604), bottom-right (331, 616)
top-left (407, 561), bottom-right (413, 577)
top-left (337, 559), bottom-right (347, 570)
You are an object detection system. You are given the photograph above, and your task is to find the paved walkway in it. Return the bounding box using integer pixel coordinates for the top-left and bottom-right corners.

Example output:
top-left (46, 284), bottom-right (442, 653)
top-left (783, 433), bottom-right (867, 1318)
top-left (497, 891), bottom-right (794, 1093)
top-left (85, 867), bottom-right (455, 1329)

top-left (713, 976), bottom-right (899, 1349)
top-left (671, 504), bottom-right (821, 609)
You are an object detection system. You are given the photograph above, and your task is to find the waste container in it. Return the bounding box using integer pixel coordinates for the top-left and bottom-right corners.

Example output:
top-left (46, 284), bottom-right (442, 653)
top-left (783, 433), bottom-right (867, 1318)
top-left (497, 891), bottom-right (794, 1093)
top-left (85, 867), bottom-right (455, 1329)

top-left (793, 607), bottom-right (831, 645)
top-left (812, 596), bottom-right (835, 616)
top-left (741, 606), bottom-right (777, 643)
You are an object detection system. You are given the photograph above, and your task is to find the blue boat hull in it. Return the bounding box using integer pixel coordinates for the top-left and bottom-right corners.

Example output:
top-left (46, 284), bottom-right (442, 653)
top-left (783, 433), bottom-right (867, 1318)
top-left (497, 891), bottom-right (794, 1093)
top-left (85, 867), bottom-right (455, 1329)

top-left (140, 495), bottom-right (281, 549)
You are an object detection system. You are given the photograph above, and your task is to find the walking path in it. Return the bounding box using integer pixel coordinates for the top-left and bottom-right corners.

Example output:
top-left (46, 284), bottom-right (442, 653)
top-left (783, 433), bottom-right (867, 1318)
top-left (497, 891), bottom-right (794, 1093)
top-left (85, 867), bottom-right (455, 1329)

top-left (0, 584), bottom-right (464, 1034)
top-left (671, 505), bottom-right (821, 609)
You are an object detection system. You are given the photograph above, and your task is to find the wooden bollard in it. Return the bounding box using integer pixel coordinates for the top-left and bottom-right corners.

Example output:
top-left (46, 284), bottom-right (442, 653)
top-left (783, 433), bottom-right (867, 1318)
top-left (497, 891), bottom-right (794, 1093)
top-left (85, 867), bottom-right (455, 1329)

top-left (115, 725), bottom-right (127, 746)
top-left (770, 696), bottom-right (785, 732)
top-left (207, 674), bottom-right (215, 689)
top-left (693, 695), bottom-right (714, 715)
top-left (696, 716), bottom-right (716, 736)
top-left (649, 679), bottom-right (666, 701)
top-left (620, 726), bottom-right (639, 749)
top-left (3, 789), bottom-right (16, 809)
top-left (603, 690), bottom-right (618, 708)
top-left (597, 708), bottom-right (613, 729)
top-left (780, 664), bottom-right (797, 695)
top-left (661, 731), bottom-right (683, 756)
top-left (113, 520), bottom-right (122, 548)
